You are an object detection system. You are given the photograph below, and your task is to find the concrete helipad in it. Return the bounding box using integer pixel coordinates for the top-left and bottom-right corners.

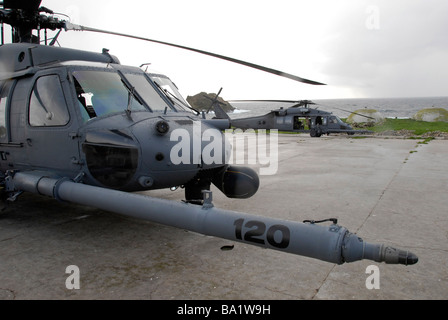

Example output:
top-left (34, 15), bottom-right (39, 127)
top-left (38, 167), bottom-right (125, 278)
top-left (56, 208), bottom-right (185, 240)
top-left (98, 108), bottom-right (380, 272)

top-left (0, 134), bottom-right (447, 300)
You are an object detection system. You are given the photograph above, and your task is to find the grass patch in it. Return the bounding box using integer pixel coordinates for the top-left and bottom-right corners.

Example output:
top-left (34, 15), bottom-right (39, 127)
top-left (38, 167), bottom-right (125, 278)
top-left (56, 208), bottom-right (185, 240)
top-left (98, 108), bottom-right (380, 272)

top-left (417, 137), bottom-right (435, 144)
top-left (369, 119), bottom-right (448, 135)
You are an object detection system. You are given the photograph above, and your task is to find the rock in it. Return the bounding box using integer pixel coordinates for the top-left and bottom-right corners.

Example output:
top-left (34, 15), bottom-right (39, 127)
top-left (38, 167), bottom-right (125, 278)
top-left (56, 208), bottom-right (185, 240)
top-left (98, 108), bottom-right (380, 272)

top-left (186, 92), bottom-right (235, 113)
top-left (412, 108), bottom-right (448, 122)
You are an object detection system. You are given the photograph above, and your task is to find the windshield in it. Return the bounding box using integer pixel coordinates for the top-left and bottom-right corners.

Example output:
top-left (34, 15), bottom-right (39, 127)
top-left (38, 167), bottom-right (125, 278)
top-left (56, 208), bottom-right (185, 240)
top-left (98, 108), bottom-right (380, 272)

top-left (72, 69), bottom-right (173, 122)
top-left (329, 116), bottom-right (345, 124)
top-left (124, 73), bottom-right (173, 112)
top-left (148, 73), bottom-right (198, 114)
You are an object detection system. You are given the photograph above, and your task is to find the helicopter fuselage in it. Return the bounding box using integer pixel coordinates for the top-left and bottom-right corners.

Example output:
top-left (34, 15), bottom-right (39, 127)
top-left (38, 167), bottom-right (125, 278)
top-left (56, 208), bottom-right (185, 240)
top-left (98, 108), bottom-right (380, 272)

top-left (0, 43), bottom-right (245, 196)
top-left (228, 106), bottom-right (359, 137)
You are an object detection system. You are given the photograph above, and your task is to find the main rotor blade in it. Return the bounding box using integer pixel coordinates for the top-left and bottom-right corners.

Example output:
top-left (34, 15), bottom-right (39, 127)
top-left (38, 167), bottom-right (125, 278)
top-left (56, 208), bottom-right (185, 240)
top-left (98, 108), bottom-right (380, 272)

top-left (229, 99), bottom-right (299, 103)
top-left (229, 99), bottom-right (316, 104)
top-left (229, 100), bottom-right (376, 120)
top-left (331, 107), bottom-right (376, 120)
top-left (65, 23), bottom-right (326, 86)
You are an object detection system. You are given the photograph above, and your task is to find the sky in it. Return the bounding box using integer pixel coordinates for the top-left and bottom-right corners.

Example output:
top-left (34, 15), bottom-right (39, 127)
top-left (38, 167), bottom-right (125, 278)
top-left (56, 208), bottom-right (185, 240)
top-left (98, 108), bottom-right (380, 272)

top-left (4, 0), bottom-right (448, 100)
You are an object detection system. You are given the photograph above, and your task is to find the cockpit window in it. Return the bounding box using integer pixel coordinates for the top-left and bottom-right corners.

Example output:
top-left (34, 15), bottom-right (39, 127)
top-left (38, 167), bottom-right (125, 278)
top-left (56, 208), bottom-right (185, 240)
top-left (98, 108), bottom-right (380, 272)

top-left (29, 75), bottom-right (70, 127)
top-left (148, 73), bottom-right (198, 114)
top-left (72, 70), bottom-right (147, 122)
top-left (0, 81), bottom-right (12, 140)
top-left (124, 73), bottom-right (173, 113)
top-left (72, 70), bottom-right (173, 122)
top-left (329, 116), bottom-right (344, 124)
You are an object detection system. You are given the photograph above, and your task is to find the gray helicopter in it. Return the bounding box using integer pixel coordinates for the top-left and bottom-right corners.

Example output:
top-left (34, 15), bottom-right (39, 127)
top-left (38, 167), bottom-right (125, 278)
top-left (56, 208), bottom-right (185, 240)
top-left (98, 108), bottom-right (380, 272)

top-left (0, 0), bottom-right (417, 265)
top-left (212, 99), bottom-right (373, 137)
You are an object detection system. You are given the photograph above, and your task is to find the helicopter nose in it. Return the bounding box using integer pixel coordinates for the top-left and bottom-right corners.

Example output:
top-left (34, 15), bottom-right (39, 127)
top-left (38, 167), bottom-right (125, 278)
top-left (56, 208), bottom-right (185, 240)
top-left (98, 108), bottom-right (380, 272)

top-left (133, 118), bottom-right (230, 189)
top-left (166, 119), bottom-right (230, 167)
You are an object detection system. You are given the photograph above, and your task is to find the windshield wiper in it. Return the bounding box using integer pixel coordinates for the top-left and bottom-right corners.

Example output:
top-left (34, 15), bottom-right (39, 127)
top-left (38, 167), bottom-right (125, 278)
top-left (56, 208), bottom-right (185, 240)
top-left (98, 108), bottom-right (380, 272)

top-left (120, 78), bottom-right (146, 117)
top-left (117, 70), bottom-right (146, 115)
top-left (126, 84), bottom-right (136, 115)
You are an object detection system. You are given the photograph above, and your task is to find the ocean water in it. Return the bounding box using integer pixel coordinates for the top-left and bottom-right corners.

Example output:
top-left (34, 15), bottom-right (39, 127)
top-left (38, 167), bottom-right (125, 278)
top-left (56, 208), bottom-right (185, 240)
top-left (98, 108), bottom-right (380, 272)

top-left (227, 96), bottom-right (448, 120)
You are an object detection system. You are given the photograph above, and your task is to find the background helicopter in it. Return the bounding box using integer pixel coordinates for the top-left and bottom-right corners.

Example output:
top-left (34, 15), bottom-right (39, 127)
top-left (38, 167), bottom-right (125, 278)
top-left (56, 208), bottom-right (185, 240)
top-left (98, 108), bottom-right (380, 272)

top-left (0, 0), bottom-right (417, 265)
top-left (211, 98), bottom-right (374, 137)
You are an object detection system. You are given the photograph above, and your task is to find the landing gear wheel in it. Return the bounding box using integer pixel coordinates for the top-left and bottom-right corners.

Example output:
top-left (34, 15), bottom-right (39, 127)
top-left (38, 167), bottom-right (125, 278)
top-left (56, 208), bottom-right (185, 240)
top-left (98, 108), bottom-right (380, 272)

top-left (310, 128), bottom-right (322, 137)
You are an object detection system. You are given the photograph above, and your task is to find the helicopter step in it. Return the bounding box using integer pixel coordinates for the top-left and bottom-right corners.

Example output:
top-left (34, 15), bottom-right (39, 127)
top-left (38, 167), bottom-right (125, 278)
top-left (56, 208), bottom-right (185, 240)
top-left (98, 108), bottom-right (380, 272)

top-left (7, 171), bottom-right (417, 265)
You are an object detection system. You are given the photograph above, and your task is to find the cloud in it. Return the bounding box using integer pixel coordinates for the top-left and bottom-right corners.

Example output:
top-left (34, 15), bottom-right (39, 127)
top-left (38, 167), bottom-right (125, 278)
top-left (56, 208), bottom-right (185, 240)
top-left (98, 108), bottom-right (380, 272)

top-left (319, 1), bottom-right (448, 97)
top-left (18, 0), bottom-right (448, 99)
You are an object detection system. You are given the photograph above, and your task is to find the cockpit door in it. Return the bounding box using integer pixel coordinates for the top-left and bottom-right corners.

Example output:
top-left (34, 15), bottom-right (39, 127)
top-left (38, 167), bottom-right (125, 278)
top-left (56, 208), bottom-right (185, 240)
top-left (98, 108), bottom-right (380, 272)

top-left (25, 69), bottom-right (81, 176)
